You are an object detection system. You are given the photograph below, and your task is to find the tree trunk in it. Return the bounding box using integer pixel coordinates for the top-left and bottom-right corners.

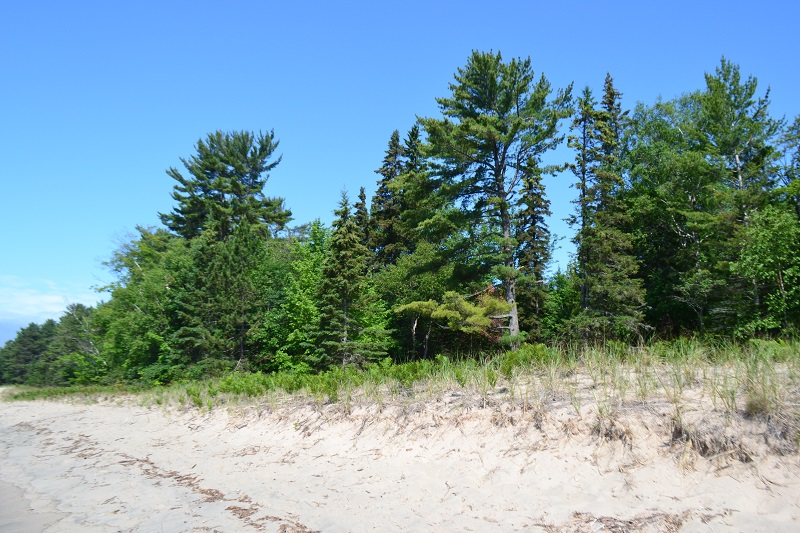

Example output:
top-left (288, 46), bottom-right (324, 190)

top-left (777, 267), bottom-right (789, 329)
top-left (424, 320), bottom-right (432, 359)
top-left (501, 202), bottom-right (521, 348)
top-left (507, 300), bottom-right (520, 349)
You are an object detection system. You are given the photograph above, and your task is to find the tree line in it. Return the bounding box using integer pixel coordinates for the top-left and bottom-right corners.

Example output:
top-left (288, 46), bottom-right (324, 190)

top-left (2, 51), bottom-right (799, 386)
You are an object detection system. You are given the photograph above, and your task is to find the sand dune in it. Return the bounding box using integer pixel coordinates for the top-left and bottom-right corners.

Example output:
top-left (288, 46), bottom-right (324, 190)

top-left (1, 389), bottom-right (799, 532)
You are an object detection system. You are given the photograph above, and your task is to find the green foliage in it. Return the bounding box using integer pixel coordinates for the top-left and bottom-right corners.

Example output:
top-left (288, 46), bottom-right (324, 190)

top-left (17, 304), bottom-right (103, 386)
top-left (699, 57), bottom-right (782, 219)
top-left (515, 168), bottom-right (552, 338)
top-left (6, 55), bottom-right (800, 393)
top-left (373, 240), bottom-right (455, 359)
top-left (159, 130), bottom-right (291, 241)
top-left (370, 129), bottom-right (410, 266)
top-left (316, 192), bottom-right (391, 366)
top-left (419, 50), bottom-right (572, 341)
top-left (568, 75), bottom-right (646, 342)
top-left (94, 227), bottom-right (186, 380)
top-left (256, 221), bottom-right (329, 369)
top-left (0, 320), bottom-right (57, 385)
top-left (624, 57), bottom-right (784, 336)
top-left (397, 289), bottom-right (512, 345)
top-left (625, 96), bottom-right (727, 334)
top-left (540, 268), bottom-right (581, 342)
top-left (733, 205), bottom-right (800, 335)
top-left (51, 352), bottom-right (107, 385)
top-left (271, 351), bottom-right (313, 375)
top-left (779, 116), bottom-right (800, 219)
top-left (168, 222), bottom-right (271, 368)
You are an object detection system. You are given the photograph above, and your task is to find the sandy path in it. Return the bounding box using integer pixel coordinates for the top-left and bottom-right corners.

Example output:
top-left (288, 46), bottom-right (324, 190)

top-left (1, 394), bottom-right (799, 532)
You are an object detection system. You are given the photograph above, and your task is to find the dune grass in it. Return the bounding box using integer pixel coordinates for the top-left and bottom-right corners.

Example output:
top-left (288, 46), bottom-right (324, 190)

top-left (6, 339), bottom-right (800, 431)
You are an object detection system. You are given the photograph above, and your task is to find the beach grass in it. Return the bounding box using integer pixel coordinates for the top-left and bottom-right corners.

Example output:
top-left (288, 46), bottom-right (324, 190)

top-left (6, 340), bottom-right (800, 439)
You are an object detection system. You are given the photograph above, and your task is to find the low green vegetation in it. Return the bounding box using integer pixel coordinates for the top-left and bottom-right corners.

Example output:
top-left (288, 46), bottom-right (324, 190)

top-left (7, 340), bottom-right (800, 448)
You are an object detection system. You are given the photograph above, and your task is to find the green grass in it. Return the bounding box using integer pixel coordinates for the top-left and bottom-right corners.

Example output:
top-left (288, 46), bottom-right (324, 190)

top-left (5, 340), bottom-right (800, 434)
top-left (3, 383), bottom-right (148, 402)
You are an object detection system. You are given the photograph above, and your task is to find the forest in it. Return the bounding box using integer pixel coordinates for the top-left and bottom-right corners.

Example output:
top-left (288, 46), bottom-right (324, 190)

top-left (2, 50), bottom-right (799, 387)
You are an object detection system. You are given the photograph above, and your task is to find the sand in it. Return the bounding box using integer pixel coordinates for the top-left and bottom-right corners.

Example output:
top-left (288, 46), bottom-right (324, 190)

top-left (1, 389), bottom-right (799, 532)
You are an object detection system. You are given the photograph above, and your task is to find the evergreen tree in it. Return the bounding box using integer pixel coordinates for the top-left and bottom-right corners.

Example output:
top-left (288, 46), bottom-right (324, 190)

top-left (419, 50), bottom-right (572, 344)
top-left (626, 96), bottom-right (726, 335)
top-left (779, 116), bottom-right (800, 220)
top-left (515, 163), bottom-right (552, 337)
top-left (159, 130), bottom-right (292, 241)
top-left (353, 186), bottom-right (371, 251)
top-left (317, 192), bottom-right (389, 366)
top-left (370, 130), bottom-right (406, 266)
top-left (568, 75), bottom-right (645, 341)
top-left (0, 320), bottom-right (57, 384)
top-left (699, 58), bottom-right (782, 223)
top-left (697, 58), bottom-right (783, 329)
top-left (396, 289), bottom-right (511, 347)
top-left (37, 303), bottom-right (104, 386)
top-left (374, 238), bottom-right (461, 359)
top-left (169, 222), bottom-right (267, 370)
top-left (370, 125), bottom-right (436, 267)
top-left (393, 125), bottom-right (450, 249)
top-left (568, 86), bottom-right (598, 311)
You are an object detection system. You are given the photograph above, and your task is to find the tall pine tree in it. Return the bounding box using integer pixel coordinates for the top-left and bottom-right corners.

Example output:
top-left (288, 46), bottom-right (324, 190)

top-left (515, 162), bottom-right (552, 338)
top-left (317, 192), bottom-right (388, 366)
top-left (419, 50), bottom-right (572, 344)
top-left (569, 75), bottom-right (645, 342)
top-left (159, 130), bottom-right (291, 241)
top-left (370, 130), bottom-right (406, 266)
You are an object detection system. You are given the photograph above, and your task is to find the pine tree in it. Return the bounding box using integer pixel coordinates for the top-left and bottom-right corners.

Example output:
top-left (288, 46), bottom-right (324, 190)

top-left (317, 192), bottom-right (388, 366)
top-left (370, 130), bottom-right (405, 266)
top-left (393, 124), bottom-right (451, 248)
top-left (626, 95), bottom-right (726, 335)
top-left (569, 75), bottom-right (645, 341)
top-left (694, 58), bottom-right (782, 330)
top-left (515, 164), bottom-right (552, 337)
top-left (353, 186), bottom-right (371, 251)
top-left (38, 303), bottom-right (103, 386)
top-left (699, 58), bottom-right (782, 224)
top-left (568, 86), bottom-right (599, 312)
top-left (169, 223), bottom-right (267, 369)
top-left (370, 126), bottom-right (432, 266)
top-left (419, 50), bottom-right (572, 344)
top-left (780, 116), bottom-right (800, 221)
top-left (159, 130), bottom-right (292, 241)
top-left (0, 320), bottom-right (57, 384)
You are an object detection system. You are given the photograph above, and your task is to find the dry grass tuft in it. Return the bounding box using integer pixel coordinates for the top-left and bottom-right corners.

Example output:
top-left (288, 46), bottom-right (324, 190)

top-left (593, 417), bottom-right (633, 447)
top-left (670, 415), bottom-right (753, 462)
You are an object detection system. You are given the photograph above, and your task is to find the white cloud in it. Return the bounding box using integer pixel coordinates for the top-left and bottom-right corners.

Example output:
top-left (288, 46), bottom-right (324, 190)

top-left (0, 275), bottom-right (103, 324)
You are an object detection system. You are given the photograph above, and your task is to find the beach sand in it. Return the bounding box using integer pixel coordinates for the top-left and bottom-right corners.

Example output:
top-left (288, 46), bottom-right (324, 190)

top-left (0, 480), bottom-right (66, 532)
top-left (1, 389), bottom-right (799, 532)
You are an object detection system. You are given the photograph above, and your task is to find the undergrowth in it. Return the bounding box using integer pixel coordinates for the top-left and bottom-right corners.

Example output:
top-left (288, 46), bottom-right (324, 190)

top-left (5, 340), bottom-right (800, 431)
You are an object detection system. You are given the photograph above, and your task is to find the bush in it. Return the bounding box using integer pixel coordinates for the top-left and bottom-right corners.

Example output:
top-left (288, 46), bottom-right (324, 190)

top-left (217, 372), bottom-right (269, 397)
top-left (53, 352), bottom-right (108, 385)
top-left (138, 363), bottom-right (183, 386)
top-left (271, 351), bottom-right (313, 375)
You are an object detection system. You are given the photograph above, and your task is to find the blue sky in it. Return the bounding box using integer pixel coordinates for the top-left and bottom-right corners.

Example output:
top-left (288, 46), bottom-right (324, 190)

top-left (1, 0), bottom-right (798, 345)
